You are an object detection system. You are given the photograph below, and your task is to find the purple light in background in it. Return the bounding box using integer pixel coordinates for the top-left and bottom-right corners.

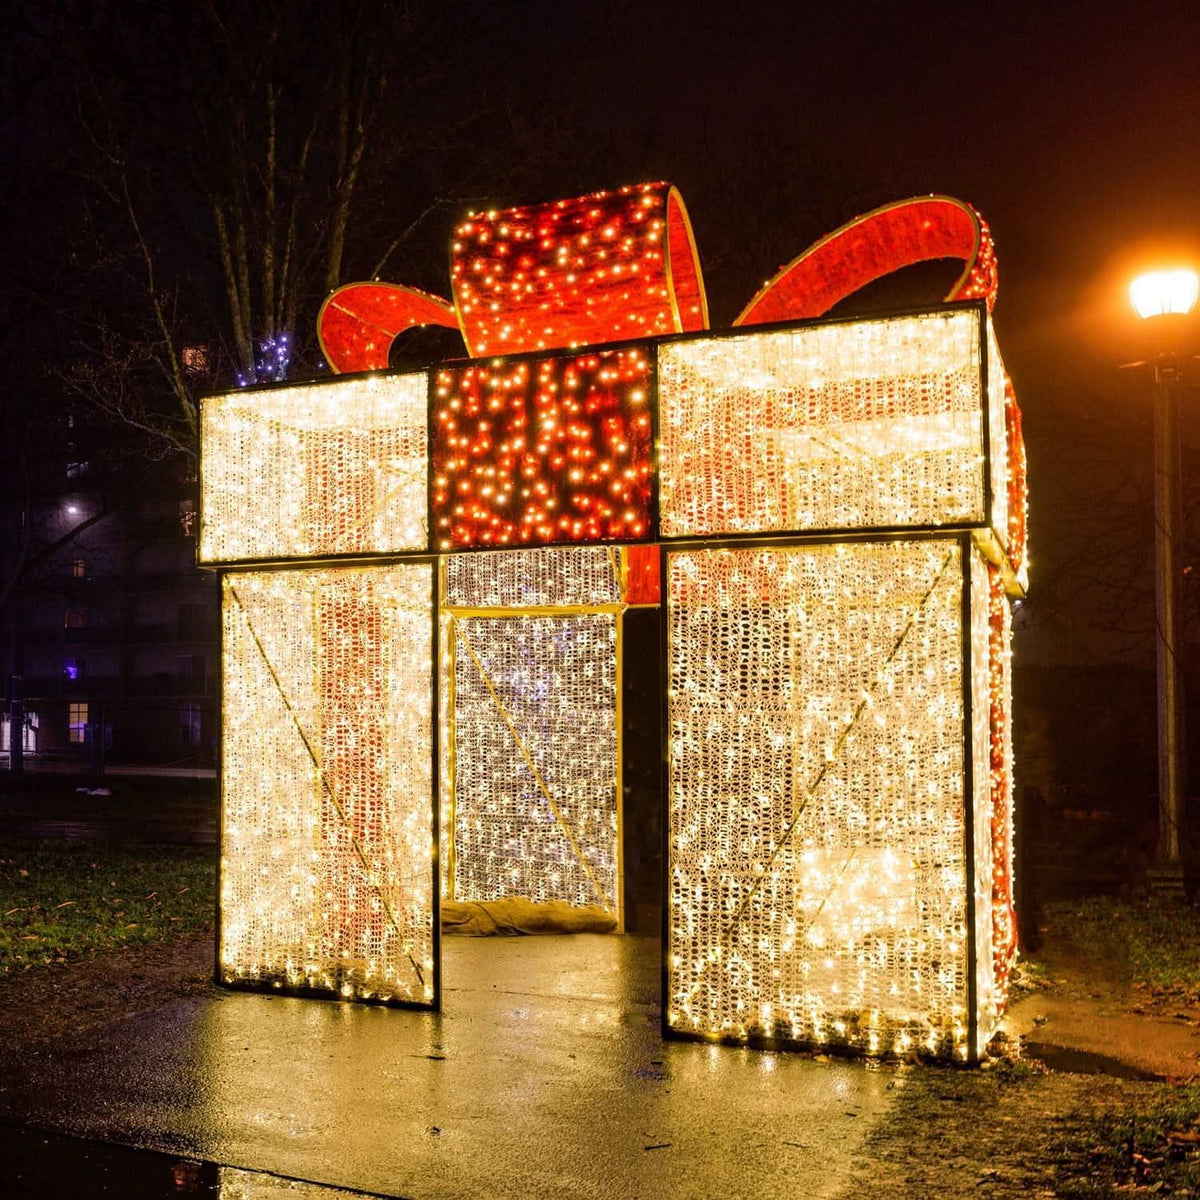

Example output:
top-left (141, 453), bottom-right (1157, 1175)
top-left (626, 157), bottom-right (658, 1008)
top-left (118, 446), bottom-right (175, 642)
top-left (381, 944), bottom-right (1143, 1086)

top-left (64, 658), bottom-right (79, 680)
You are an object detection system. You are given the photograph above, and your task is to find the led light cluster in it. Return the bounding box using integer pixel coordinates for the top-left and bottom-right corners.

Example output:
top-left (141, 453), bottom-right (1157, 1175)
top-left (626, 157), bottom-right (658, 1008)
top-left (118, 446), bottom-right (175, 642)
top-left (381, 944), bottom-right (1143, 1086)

top-left (665, 540), bottom-right (970, 1057)
top-left (219, 565), bottom-right (434, 1003)
top-left (445, 546), bottom-right (623, 608)
top-left (437, 547), bottom-right (624, 907)
top-left (658, 312), bottom-right (989, 539)
top-left (448, 611), bottom-right (618, 912)
top-left (199, 374), bottom-right (428, 563)
top-left (970, 547), bottom-right (998, 1050)
top-left (450, 182), bottom-right (706, 356)
top-left (432, 348), bottom-right (654, 550)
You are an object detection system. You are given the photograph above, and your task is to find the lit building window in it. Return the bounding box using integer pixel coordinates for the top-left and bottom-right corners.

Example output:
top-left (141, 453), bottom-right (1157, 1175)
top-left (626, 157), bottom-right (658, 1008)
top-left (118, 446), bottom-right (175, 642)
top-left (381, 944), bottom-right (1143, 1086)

top-left (71, 559), bottom-right (86, 579)
top-left (68, 702), bottom-right (88, 744)
top-left (63, 657), bottom-right (84, 682)
top-left (1, 711), bottom-right (37, 753)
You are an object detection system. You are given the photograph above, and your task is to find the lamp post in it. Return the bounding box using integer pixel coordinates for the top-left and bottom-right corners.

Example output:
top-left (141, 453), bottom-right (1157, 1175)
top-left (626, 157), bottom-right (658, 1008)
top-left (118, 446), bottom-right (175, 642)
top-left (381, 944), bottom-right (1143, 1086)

top-left (1131, 268), bottom-right (1198, 895)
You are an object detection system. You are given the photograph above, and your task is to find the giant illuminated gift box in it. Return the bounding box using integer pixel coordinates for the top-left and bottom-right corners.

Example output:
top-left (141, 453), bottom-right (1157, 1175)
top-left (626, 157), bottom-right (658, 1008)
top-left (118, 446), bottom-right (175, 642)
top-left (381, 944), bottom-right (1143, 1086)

top-left (199, 183), bottom-right (1027, 1061)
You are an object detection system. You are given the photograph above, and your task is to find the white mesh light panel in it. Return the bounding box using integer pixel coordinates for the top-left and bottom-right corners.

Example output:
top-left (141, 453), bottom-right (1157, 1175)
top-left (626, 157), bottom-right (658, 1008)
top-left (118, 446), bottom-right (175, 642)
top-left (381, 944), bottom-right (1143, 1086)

top-left (200, 373), bottom-right (428, 563)
top-left (658, 310), bottom-right (989, 539)
top-left (440, 548), bottom-right (622, 914)
top-left (447, 610), bottom-right (619, 913)
top-left (970, 545), bottom-right (997, 1052)
top-left (445, 546), bottom-right (623, 608)
top-left (666, 538), bottom-right (972, 1057)
top-left (220, 564), bottom-right (435, 1004)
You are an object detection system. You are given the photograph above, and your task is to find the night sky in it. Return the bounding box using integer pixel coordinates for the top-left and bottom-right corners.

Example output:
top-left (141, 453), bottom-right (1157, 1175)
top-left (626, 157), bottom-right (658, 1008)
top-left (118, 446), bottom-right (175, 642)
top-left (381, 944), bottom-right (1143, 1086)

top-left (9, 0), bottom-right (1200, 669)
top-left (471, 0), bottom-right (1200, 667)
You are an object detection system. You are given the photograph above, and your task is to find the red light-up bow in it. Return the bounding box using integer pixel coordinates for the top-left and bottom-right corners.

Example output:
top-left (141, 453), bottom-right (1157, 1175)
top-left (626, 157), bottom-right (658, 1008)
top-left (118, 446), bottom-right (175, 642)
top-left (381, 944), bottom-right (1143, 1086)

top-left (316, 187), bottom-right (996, 371)
top-left (315, 183), bottom-right (1021, 581)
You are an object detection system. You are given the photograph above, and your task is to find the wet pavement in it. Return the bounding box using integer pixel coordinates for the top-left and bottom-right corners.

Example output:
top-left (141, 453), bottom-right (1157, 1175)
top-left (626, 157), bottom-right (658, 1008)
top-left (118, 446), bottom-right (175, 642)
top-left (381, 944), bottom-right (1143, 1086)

top-left (0, 935), bottom-right (898, 1199)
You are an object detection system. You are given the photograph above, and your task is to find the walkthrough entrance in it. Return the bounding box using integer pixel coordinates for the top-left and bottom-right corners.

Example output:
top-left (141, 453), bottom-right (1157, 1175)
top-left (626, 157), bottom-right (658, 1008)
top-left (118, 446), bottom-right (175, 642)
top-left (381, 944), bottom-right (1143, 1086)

top-left (438, 547), bottom-right (661, 938)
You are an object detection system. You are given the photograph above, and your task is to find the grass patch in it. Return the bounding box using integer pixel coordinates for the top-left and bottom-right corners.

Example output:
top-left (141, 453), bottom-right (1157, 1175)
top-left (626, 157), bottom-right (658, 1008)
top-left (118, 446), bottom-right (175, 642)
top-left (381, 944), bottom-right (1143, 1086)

top-left (1053, 1083), bottom-right (1200, 1197)
top-left (0, 838), bottom-right (215, 973)
top-left (1046, 896), bottom-right (1200, 992)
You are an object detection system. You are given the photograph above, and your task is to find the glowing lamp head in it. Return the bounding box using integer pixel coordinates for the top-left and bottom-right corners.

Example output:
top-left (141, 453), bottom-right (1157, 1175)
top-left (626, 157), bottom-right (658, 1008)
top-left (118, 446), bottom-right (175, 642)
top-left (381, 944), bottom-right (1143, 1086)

top-left (1130, 269), bottom-right (1199, 320)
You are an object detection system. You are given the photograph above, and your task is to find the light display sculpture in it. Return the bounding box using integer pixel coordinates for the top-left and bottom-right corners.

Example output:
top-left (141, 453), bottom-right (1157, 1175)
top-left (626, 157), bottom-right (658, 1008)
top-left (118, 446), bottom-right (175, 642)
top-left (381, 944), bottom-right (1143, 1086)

top-left (201, 183), bottom-right (1026, 1060)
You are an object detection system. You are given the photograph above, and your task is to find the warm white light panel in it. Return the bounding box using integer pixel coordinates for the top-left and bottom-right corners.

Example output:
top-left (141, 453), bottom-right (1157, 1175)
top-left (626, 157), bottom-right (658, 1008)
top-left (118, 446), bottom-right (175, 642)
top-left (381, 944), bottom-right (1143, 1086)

top-left (219, 563), bottom-right (435, 1004)
top-left (658, 310), bottom-right (995, 538)
top-left (200, 373), bottom-right (428, 563)
top-left (666, 539), bottom-right (971, 1057)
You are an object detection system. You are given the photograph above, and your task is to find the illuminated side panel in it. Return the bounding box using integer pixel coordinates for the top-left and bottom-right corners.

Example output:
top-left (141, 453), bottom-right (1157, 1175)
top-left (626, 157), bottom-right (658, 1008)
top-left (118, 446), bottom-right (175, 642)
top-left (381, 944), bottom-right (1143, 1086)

top-left (220, 564), bottom-right (435, 1004)
top-left (986, 319), bottom-right (1010, 553)
top-left (448, 613), bottom-right (618, 916)
top-left (450, 181), bottom-right (707, 356)
top-left (199, 374), bottom-right (428, 564)
top-left (969, 546), bottom-right (996, 1051)
top-left (658, 310), bottom-right (986, 538)
top-left (666, 539), bottom-right (969, 1057)
top-left (1005, 378), bottom-right (1029, 586)
top-left (445, 547), bottom-right (622, 608)
top-left (432, 348), bottom-right (654, 551)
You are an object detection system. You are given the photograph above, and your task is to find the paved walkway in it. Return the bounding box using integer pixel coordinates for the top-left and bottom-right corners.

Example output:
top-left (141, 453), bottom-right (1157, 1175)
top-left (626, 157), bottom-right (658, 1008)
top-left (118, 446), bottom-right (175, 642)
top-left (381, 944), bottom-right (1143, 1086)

top-left (0, 936), bottom-right (898, 1199)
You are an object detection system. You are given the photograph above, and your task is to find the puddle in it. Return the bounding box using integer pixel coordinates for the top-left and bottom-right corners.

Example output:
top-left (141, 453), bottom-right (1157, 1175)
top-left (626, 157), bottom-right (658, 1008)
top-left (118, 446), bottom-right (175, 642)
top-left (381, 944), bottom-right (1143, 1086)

top-left (1023, 1040), bottom-right (1164, 1080)
top-left (0, 1124), bottom-right (378, 1198)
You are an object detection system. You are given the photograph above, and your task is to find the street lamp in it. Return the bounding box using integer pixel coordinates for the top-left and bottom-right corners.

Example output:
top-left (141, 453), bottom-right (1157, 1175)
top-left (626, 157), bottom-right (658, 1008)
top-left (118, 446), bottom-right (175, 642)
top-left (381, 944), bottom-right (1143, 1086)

top-left (1131, 268), bottom-right (1198, 896)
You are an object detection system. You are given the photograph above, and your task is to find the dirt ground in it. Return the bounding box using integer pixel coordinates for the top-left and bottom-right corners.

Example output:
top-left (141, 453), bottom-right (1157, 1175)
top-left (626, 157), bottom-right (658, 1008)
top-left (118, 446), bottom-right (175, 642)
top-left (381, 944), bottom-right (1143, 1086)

top-left (0, 932), bottom-right (213, 1054)
top-left (841, 1065), bottom-right (1178, 1198)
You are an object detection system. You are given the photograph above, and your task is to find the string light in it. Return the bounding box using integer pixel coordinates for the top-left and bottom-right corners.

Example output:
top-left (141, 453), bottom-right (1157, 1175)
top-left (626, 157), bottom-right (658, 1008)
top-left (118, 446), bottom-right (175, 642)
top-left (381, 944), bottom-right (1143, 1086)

top-left (431, 348), bottom-right (654, 551)
top-left (658, 310), bottom-right (990, 538)
top-left (236, 332), bottom-right (293, 387)
top-left (219, 566), bottom-right (435, 1004)
top-left (200, 373), bottom-right (428, 563)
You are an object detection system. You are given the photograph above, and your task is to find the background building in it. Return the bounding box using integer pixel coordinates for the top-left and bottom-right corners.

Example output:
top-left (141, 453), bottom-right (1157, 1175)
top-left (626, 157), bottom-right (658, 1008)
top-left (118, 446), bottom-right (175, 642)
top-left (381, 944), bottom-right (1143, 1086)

top-left (1, 407), bottom-right (218, 772)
